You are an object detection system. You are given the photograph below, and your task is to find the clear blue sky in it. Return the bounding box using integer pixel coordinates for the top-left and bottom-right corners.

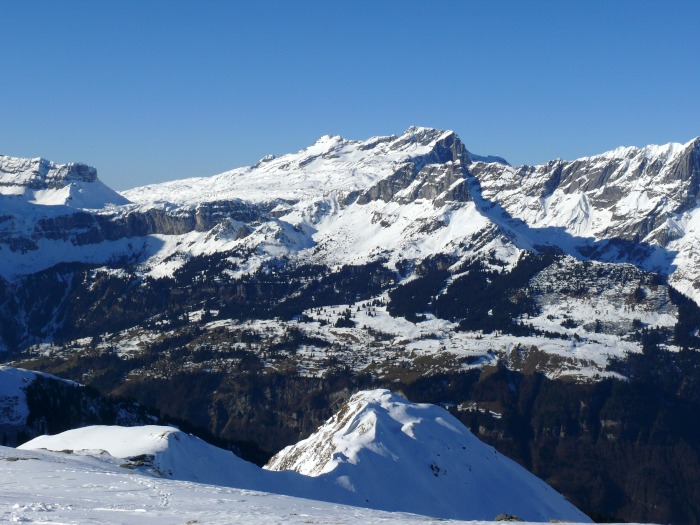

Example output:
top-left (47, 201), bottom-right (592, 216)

top-left (2, 1), bottom-right (698, 190)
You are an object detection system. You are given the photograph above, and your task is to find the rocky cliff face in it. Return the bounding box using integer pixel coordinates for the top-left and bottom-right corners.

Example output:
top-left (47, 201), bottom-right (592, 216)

top-left (0, 155), bottom-right (98, 190)
top-left (466, 137), bottom-right (700, 301)
top-left (471, 139), bottom-right (700, 246)
top-left (471, 138), bottom-right (700, 245)
top-left (0, 366), bottom-right (154, 446)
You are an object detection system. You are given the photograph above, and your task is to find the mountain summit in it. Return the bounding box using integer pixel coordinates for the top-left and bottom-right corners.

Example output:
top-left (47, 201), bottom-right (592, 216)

top-left (0, 154), bottom-right (129, 208)
top-left (122, 126), bottom-right (470, 206)
top-left (265, 389), bottom-right (591, 522)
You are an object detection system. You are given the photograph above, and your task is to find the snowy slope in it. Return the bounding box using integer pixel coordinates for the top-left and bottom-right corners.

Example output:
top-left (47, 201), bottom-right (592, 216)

top-left (266, 390), bottom-right (591, 523)
top-left (18, 424), bottom-right (360, 508)
top-left (18, 393), bottom-right (590, 522)
top-left (19, 425), bottom-right (270, 487)
top-left (1, 445), bottom-right (497, 525)
top-left (122, 127), bottom-right (459, 206)
top-left (18, 425), bottom-right (319, 497)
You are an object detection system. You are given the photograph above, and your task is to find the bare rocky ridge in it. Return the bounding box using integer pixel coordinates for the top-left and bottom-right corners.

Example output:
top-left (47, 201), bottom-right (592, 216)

top-left (469, 137), bottom-right (700, 298)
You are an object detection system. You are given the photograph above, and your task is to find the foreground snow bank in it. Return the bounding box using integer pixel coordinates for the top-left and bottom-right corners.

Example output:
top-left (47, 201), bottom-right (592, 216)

top-left (1, 445), bottom-right (490, 525)
top-left (20, 424), bottom-right (263, 486)
top-left (19, 390), bottom-right (590, 522)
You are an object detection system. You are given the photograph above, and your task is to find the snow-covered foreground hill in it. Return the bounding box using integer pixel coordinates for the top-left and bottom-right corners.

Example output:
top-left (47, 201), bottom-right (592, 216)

top-left (266, 390), bottom-right (591, 522)
top-left (16, 391), bottom-right (589, 522)
top-left (0, 445), bottom-right (497, 525)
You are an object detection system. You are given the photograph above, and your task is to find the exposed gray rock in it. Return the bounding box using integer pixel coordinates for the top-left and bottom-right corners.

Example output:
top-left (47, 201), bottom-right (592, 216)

top-left (357, 131), bottom-right (471, 205)
top-left (470, 137), bottom-right (700, 246)
top-left (0, 155), bottom-right (98, 190)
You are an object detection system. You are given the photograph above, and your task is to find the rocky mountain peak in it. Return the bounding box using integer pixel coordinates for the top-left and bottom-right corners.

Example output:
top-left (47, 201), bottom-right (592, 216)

top-left (583, 136), bottom-right (699, 164)
top-left (393, 125), bottom-right (454, 145)
top-left (469, 135), bottom-right (700, 249)
top-left (387, 126), bottom-right (466, 163)
top-left (0, 155), bottom-right (98, 192)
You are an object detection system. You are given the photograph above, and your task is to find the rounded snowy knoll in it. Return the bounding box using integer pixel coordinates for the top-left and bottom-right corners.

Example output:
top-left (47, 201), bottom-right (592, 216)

top-left (0, 445), bottom-right (601, 525)
top-left (18, 424), bottom-right (264, 487)
top-left (16, 423), bottom-right (350, 504)
top-left (265, 389), bottom-right (591, 523)
top-left (16, 396), bottom-right (592, 522)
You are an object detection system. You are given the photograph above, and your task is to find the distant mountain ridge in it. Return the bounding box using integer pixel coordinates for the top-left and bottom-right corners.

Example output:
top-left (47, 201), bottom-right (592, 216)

top-left (2, 129), bottom-right (699, 297)
top-left (0, 154), bottom-right (128, 208)
top-left (470, 135), bottom-right (700, 297)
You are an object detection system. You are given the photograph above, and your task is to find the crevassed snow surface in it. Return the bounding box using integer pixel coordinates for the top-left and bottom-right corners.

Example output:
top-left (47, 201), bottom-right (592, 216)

top-left (266, 390), bottom-right (591, 523)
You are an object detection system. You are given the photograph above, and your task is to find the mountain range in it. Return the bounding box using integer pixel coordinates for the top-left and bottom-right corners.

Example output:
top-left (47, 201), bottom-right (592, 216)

top-left (2, 128), bottom-right (700, 523)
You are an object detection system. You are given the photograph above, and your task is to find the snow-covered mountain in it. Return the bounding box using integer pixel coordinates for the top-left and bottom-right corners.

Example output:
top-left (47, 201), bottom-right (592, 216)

top-left (0, 154), bottom-right (129, 208)
top-left (3, 128), bottom-right (700, 523)
top-left (266, 389), bottom-right (590, 522)
top-left (3, 128), bottom-right (699, 297)
top-left (470, 137), bottom-right (700, 300)
top-left (18, 391), bottom-right (589, 522)
top-left (4, 128), bottom-right (698, 373)
top-left (1, 127), bottom-right (503, 279)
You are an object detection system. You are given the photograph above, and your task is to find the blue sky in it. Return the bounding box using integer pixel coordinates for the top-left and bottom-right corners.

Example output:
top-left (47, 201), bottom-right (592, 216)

top-left (2, 1), bottom-right (698, 190)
